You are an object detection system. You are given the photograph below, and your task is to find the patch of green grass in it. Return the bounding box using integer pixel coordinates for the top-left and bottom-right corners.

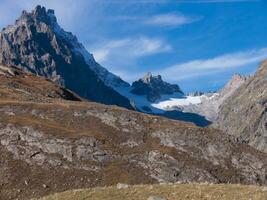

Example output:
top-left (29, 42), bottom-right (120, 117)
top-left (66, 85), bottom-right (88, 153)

top-left (39, 183), bottom-right (267, 200)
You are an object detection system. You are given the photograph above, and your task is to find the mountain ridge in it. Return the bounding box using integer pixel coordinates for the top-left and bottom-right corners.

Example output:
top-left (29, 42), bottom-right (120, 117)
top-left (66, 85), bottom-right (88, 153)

top-left (0, 5), bottom-right (133, 109)
top-left (216, 60), bottom-right (267, 153)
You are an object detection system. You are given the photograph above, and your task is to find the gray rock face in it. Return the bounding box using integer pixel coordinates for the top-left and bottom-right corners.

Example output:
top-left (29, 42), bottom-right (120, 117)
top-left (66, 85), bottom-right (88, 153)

top-left (131, 72), bottom-right (183, 102)
top-left (0, 5), bottom-right (133, 109)
top-left (216, 61), bottom-right (267, 153)
top-left (0, 124), bottom-right (112, 171)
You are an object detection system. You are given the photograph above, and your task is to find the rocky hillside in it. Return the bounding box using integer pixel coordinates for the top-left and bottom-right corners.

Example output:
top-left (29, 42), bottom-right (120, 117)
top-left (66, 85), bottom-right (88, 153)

top-left (0, 6), bottom-right (133, 109)
top-left (0, 65), bottom-right (267, 200)
top-left (0, 65), bottom-right (82, 102)
top-left (131, 72), bottom-right (183, 102)
top-left (216, 61), bottom-right (267, 153)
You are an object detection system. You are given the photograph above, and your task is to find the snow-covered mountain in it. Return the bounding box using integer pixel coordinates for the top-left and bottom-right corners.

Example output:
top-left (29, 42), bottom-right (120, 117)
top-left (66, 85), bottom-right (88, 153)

top-left (0, 5), bottom-right (133, 109)
top-left (114, 73), bottom-right (183, 112)
top-left (113, 73), bottom-right (247, 124)
top-left (151, 74), bottom-right (247, 121)
top-left (108, 73), bottom-right (207, 126)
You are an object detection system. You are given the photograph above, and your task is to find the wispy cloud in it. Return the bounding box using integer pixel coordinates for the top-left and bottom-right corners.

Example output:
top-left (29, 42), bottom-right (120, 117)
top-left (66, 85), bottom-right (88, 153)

top-left (158, 48), bottom-right (267, 80)
top-left (111, 13), bottom-right (202, 27)
top-left (92, 37), bottom-right (171, 63)
top-left (144, 13), bottom-right (201, 27)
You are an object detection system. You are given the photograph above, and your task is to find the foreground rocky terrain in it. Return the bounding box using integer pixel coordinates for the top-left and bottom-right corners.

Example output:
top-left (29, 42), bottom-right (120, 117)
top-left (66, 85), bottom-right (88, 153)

top-left (216, 60), bottom-right (267, 153)
top-left (0, 65), bottom-right (266, 200)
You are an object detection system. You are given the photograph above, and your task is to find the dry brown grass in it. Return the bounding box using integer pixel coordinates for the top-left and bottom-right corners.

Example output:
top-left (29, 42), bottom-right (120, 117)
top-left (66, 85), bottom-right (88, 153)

top-left (38, 183), bottom-right (267, 200)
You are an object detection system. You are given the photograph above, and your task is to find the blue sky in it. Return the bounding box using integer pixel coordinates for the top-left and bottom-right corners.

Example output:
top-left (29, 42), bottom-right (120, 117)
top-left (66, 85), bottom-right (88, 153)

top-left (1, 0), bottom-right (267, 92)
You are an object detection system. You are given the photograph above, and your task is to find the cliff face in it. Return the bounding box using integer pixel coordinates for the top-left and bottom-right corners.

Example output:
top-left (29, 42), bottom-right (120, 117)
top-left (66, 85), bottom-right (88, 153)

top-left (216, 61), bottom-right (267, 153)
top-left (0, 6), bottom-right (133, 109)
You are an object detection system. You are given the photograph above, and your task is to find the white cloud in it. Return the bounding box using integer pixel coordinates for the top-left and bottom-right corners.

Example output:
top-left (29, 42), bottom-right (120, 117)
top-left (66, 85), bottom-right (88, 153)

top-left (144, 13), bottom-right (201, 27)
top-left (92, 37), bottom-right (172, 63)
top-left (159, 48), bottom-right (267, 81)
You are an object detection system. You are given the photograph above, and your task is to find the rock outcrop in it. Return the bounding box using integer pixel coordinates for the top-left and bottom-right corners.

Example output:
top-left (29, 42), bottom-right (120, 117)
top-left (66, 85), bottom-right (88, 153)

top-left (131, 72), bottom-right (183, 102)
top-left (216, 61), bottom-right (267, 153)
top-left (0, 5), bottom-right (133, 109)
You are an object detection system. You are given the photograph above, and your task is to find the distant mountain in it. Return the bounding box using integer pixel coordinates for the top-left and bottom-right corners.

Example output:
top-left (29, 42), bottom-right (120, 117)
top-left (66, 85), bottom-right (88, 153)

top-left (216, 61), bottom-right (267, 153)
top-left (0, 5), bottom-right (133, 109)
top-left (131, 72), bottom-right (183, 102)
top-left (114, 73), bottom-right (210, 126)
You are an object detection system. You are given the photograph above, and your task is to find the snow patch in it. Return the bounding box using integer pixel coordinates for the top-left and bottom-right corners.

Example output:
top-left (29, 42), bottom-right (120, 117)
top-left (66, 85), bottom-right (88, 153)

top-left (152, 96), bottom-right (202, 110)
top-left (114, 85), bottom-right (208, 114)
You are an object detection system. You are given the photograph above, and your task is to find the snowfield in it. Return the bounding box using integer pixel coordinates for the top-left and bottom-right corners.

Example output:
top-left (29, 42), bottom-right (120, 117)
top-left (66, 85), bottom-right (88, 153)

top-left (115, 85), bottom-right (214, 114)
top-left (152, 96), bottom-right (202, 110)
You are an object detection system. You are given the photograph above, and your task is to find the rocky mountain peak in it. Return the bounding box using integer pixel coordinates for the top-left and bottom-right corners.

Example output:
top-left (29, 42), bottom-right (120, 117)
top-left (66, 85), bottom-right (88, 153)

top-left (0, 6), bottom-right (134, 109)
top-left (3, 5), bottom-right (57, 35)
top-left (219, 73), bottom-right (247, 99)
top-left (131, 73), bottom-right (183, 102)
top-left (141, 72), bottom-right (162, 84)
top-left (227, 74), bottom-right (246, 86)
top-left (20, 5), bottom-right (56, 25)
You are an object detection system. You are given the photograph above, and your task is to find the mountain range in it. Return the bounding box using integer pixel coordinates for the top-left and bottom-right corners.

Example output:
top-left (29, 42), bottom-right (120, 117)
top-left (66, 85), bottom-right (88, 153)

top-left (0, 5), bottom-right (133, 110)
top-left (0, 5), bottom-right (214, 127)
top-left (0, 5), bottom-right (266, 200)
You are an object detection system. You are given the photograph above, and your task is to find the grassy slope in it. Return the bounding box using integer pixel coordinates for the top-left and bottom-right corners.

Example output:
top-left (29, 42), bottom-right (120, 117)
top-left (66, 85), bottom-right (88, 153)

top-left (39, 184), bottom-right (267, 200)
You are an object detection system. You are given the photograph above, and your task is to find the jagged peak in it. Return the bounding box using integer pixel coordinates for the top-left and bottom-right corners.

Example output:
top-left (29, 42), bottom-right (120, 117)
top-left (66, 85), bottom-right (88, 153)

top-left (141, 72), bottom-right (163, 84)
top-left (18, 5), bottom-right (57, 24)
top-left (2, 5), bottom-right (79, 45)
top-left (131, 73), bottom-right (184, 102)
top-left (226, 73), bottom-right (247, 87)
top-left (230, 73), bottom-right (243, 80)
